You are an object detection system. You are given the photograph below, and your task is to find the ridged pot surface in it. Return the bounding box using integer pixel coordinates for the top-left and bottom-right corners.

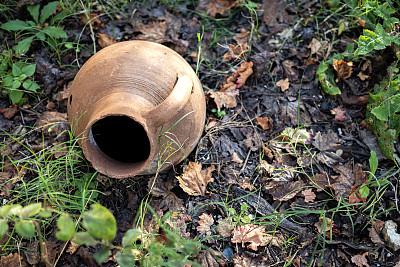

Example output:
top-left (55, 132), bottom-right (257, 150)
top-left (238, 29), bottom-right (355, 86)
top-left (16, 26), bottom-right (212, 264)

top-left (67, 40), bottom-right (206, 178)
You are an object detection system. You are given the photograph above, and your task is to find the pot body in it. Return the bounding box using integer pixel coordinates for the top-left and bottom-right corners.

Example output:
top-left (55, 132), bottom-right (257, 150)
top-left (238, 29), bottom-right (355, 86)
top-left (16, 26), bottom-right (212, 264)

top-left (67, 41), bottom-right (206, 178)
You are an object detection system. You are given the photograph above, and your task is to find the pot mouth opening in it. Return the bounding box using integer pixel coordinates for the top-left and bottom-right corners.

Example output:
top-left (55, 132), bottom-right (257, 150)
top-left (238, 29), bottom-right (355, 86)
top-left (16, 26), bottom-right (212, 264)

top-left (89, 116), bottom-right (151, 164)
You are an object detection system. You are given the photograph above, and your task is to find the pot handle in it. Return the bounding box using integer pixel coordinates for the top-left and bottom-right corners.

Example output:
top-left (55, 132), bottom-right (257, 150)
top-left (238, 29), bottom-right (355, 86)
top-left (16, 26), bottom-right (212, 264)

top-left (145, 74), bottom-right (192, 127)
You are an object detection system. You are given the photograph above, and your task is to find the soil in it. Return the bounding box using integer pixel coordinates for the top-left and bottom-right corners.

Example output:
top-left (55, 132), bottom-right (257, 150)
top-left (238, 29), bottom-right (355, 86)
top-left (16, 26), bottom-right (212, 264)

top-left (1, 0), bottom-right (400, 266)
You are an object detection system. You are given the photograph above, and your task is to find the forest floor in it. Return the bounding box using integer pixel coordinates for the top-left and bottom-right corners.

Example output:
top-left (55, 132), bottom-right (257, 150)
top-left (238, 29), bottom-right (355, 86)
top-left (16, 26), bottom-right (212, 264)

top-left (1, 0), bottom-right (400, 266)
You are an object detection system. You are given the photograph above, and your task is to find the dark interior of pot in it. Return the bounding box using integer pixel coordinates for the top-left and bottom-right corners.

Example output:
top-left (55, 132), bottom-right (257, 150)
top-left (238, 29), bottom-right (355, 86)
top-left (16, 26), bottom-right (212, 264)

top-left (90, 116), bottom-right (151, 163)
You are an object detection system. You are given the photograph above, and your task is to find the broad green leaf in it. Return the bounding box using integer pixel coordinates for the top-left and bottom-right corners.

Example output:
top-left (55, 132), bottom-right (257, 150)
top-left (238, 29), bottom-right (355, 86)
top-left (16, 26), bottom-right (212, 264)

top-left (36, 31), bottom-right (46, 41)
top-left (12, 64), bottom-right (22, 77)
top-left (1, 20), bottom-right (30, 31)
top-left (73, 232), bottom-right (97, 246)
top-left (27, 4), bottom-right (40, 24)
top-left (94, 247), bottom-right (111, 265)
top-left (8, 204), bottom-right (22, 216)
top-left (9, 90), bottom-right (24, 105)
top-left (11, 80), bottom-right (21, 89)
top-left (82, 204), bottom-right (116, 240)
top-left (23, 80), bottom-right (40, 92)
top-left (56, 214), bottom-right (76, 241)
top-left (21, 64), bottom-right (36, 76)
top-left (369, 151), bottom-right (378, 177)
top-left (20, 203), bottom-right (42, 218)
top-left (39, 210), bottom-right (53, 218)
top-left (122, 229), bottom-right (142, 247)
top-left (0, 219), bottom-right (8, 237)
top-left (359, 184), bottom-right (370, 198)
top-left (15, 220), bottom-right (35, 238)
top-left (116, 251), bottom-right (136, 267)
top-left (40, 1), bottom-right (59, 25)
top-left (2, 76), bottom-right (13, 87)
top-left (371, 105), bottom-right (389, 121)
top-left (42, 26), bottom-right (68, 39)
top-left (14, 36), bottom-right (35, 55)
top-left (0, 205), bottom-right (13, 218)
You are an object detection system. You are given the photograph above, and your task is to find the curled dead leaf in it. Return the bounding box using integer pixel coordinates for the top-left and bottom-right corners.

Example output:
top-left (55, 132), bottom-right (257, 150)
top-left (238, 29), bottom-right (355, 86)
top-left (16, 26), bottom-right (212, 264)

top-left (216, 217), bottom-right (234, 238)
top-left (206, 0), bottom-right (238, 17)
top-left (231, 224), bottom-right (265, 251)
top-left (235, 61), bottom-right (253, 88)
top-left (80, 13), bottom-right (103, 29)
top-left (351, 252), bottom-right (370, 267)
top-left (256, 116), bottom-right (273, 131)
top-left (97, 33), bottom-right (117, 48)
top-left (177, 162), bottom-right (215, 196)
top-left (223, 44), bottom-right (248, 61)
top-left (302, 189), bottom-right (316, 202)
top-left (330, 106), bottom-right (346, 121)
top-left (276, 78), bottom-right (290, 91)
top-left (208, 82), bottom-right (238, 112)
top-left (333, 59), bottom-right (353, 81)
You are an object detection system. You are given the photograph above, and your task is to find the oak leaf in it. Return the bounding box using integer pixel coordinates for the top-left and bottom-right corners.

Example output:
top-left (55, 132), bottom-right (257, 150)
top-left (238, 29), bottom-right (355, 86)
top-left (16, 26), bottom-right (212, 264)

top-left (197, 213), bottom-right (214, 235)
top-left (333, 59), bottom-right (353, 81)
top-left (231, 224), bottom-right (265, 251)
top-left (208, 82), bottom-right (238, 111)
top-left (216, 217), bottom-right (234, 237)
top-left (276, 78), bottom-right (290, 91)
top-left (351, 252), bottom-right (370, 267)
top-left (368, 227), bottom-right (384, 245)
top-left (177, 162), bottom-right (215, 196)
top-left (302, 189), bottom-right (316, 202)
top-left (331, 106), bottom-right (346, 121)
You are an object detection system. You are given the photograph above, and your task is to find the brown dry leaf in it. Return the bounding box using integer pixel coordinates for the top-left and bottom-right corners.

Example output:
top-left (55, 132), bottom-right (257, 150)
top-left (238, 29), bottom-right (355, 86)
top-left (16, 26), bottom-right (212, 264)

top-left (206, 0), bottom-right (238, 17)
top-left (97, 33), bottom-right (117, 48)
top-left (197, 250), bottom-right (219, 267)
top-left (53, 84), bottom-right (71, 106)
top-left (0, 105), bottom-right (18, 119)
top-left (302, 189), bottom-right (316, 202)
top-left (351, 252), bottom-right (370, 267)
top-left (147, 177), bottom-right (183, 212)
top-left (239, 177), bottom-right (255, 191)
top-left (356, 17), bottom-right (366, 27)
top-left (216, 217), bottom-right (234, 237)
top-left (256, 117), bottom-right (273, 131)
top-left (41, 241), bottom-right (59, 265)
top-left (197, 213), bottom-right (214, 235)
top-left (66, 241), bottom-right (80, 254)
top-left (259, 160), bottom-right (274, 176)
top-left (337, 250), bottom-right (350, 263)
top-left (315, 217), bottom-right (340, 238)
top-left (282, 60), bottom-right (299, 82)
top-left (262, 233), bottom-right (285, 247)
top-left (234, 29), bottom-right (250, 46)
top-left (368, 227), bottom-right (384, 245)
top-left (134, 21), bottom-right (168, 43)
top-left (276, 78), bottom-right (290, 91)
top-left (371, 220), bottom-right (385, 233)
top-left (231, 224), bottom-right (265, 251)
top-left (208, 82), bottom-right (238, 111)
top-left (177, 162), bottom-right (215, 196)
top-left (313, 131), bottom-right (341, 152)
top-left (0, 172), bottom-right (14, 196)
top-left (265, 180), bottom-right (304, 201)
top-left (308, 38), bottom-right (328, 58)
top-left (232, 152), bottom-right (243, 164)
top-left (358, 72), bottom-right (370, 81)
top-left (333, 59), bottom-right (353, 81)
top-left (164, 211), bottom-right (191, 238)
top-left (80, 13), bottom-right (103, 29)
top-left (24, 242), bottom-right (39, 265)
top-left (1, 253), bottom-right (28, 267)
top-left (331, 106), bottom-right (347, 121)
top-left (309, 173), bottom-right (330, 191)
top-left (235, 61), bottom-right (253, 88)
top-left (36, 111), bottom-right (69, 136)
top-left (223, 44), bottom-right (248, 61)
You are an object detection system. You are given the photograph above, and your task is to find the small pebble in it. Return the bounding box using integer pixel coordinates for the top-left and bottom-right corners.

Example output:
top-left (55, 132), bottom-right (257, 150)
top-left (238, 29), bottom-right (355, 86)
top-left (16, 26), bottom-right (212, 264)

top-left (223, 247), bottom-right (233, 261)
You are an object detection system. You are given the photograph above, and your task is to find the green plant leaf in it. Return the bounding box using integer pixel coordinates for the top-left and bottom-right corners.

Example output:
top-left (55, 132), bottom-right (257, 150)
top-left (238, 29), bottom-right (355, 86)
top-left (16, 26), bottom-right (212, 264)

top-left (56, 214), bottom-right (76, 241)
top-left (14, 36), bottom-right (35, 55)
top-left (359, 184), bottom-right (370, 198)
top-left (36, 31), bottom-right (46, 41)
top-left (316, 61), bottom-right (341, 95)
top-left (1, 20), bottom-right (30, 31)
top-left (369, 151), bottom-right (378, 177)
top-left (9, 90), bottom-right (24, 105)
top-left (39, 210), bottom-right (53, 218)
top-left (42, 26), bottom-right (68, 39)
top-left (0, 219), bottom-right (8, 237)
top-left (82, 204), bottom-right (116, 240)
top-left (40, 1), bottom-right (59, 25)
top-left (20, 203), bottom-right (42, 218)
top-left (12, 64), bottom-right (22, 77)
top-left (93, 247), bottom-right (111, 264)
top-left (2, 76), bottom-right (13, 87)
top-left (73, 232), bottom-right (98, 246)
top-left (116, 251), bottom-right (136, 267)
top-left (27, 4), bottom-right (40, 24)
top-left (12, 80), bottom-right (21, 89)
top-left (15, 220), bottom-right (35, 238)
top-left (371, 105), bottom-right (389, 121)
top-left (0, 205), bottom-right (13, 218)
top-left (23, 80), bottom-right (40, 92)
top-left (8, 204), bottom-right (22, 216)
top-left (122, 229), bottom-right (142, 247)
top-left (21, 64), bottom-right (36, 76)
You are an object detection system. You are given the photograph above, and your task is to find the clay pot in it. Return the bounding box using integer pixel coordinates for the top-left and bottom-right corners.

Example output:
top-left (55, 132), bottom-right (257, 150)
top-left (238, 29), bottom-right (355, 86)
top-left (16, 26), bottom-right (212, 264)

top-left (67, 41), bottom-right (206, 178)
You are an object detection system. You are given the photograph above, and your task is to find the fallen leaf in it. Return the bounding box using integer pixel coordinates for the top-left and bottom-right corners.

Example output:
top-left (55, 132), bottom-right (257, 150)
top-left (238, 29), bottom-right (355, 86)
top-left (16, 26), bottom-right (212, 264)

top-left (259, 160), bottom-right (274, 176)
top-left (262, 233), bottom-right (285, 247)
top-left (302, 189), bottom-right (316, 202)
top-left (208, 82), bottom-right (238, 111)
top-left (315, 217), bottom-right (340, 238)
top-left (234, 28), bottom-right (250, 46)
top-left (66, 241), bottom-right (80, 254)
top-left (177, 162), bottom-right (215, 196)
top-left (239, 177), bottom-right (255, 191)
top-left (265, 180), bottom-right (304, 201)
top-left (330, 106), bottom-right (346, 121)
top-left (232, 152), bottom-right (243, 164)
top-left (147, 177), bottom-right (183, 212)
top-left (0, 253), bottom-right (28, 267)
top-left (351, 252), bottom-right (370, 267)
top-left (276, 78), bottom-right (290, 91)
top-left (337, 250), bottom-right (350, 263)
top-left (282, 60), bottom-right (298, 82)
top-left (340, 91), bottom-right (369, 105)
top-left (308, 38), bottom-right (328, 57)
top-left (0, 105), bottom-right (18, 119)
top-left (313, 131), bottom-right (340, 152)
top-left (216, 217), bottom-right (234, 237)
top-left (197, 213), bottom-right (214, 235)
top-left (164, 211), bottom-right (191, 239)
top-left (333, 59), bottom-right (353, 81)
top-left (197, 250), bottom-right (219, 267)
top-left (235, 61), bottom-right (253, 88)
top-left (24, 242), bottom-right (39, 265)
top-left (231, 224), bottom-right (265, 251)
top-left (36, 111), bottom-right (69, 136)
top-left (281, 127), bottom-right (312, 145)
top-left (368, 227), bottom-right (384, 245)
top-left (206, 0), bottom-right (238, 17)
top-left (256, 116), bottom-right (273, 130)
top-left (134, 21), bottom-right (168, 43)
top-left (348, 185), bottom-right (367, 205)
top-left (358, 72), bottom-right (370, 81)
top-left (223, 44), bottom-right (248, 61)
top-left (80, 13), bottom-right (103, 29)
top-left (97, 33), bottom-right (117, 48)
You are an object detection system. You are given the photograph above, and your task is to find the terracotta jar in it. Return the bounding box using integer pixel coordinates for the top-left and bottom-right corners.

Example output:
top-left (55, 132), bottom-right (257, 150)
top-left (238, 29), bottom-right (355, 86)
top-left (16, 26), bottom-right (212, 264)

top-left (67, 41), bottom-right (206, 178)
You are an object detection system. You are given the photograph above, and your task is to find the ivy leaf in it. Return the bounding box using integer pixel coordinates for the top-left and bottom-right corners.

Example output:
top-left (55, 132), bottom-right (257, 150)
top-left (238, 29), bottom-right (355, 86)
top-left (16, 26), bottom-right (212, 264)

top-left (40, 1), bottom-right (59, 25)
top-left (1, 20), bottom-right (30, 31)
top-left (83, 204), bottom-right (116, 240)
top-left (94, 247), bottom-right (111, 265)
top-left (56, 214), bottom-right (76, 241)
top-left (15, 220), bottom-right (36, 238)
top-left (20, 203), bottom-right (42, 218)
